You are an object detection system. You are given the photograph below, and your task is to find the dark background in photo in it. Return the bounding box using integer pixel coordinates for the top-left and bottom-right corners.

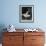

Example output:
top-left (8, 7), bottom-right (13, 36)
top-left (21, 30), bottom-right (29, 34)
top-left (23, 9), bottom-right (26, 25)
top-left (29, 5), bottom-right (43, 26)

top-left (22, 7), bottom-right (32, 20)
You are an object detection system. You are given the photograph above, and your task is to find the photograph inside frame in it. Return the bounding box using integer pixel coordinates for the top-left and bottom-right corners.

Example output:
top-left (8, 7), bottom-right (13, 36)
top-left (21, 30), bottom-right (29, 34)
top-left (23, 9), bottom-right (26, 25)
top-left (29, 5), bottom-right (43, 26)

top-left (22, 7), bottom-right (32, 20)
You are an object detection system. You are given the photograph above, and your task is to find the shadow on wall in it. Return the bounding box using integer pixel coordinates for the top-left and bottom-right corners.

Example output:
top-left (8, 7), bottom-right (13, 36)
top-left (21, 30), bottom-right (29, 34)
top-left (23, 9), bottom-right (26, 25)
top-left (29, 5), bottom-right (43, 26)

top-left (0, 24), bottom-right (7, 43)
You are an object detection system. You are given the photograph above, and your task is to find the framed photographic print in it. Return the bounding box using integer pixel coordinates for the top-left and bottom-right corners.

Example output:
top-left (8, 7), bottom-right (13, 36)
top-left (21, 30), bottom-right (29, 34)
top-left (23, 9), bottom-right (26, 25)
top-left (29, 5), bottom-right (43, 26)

top-left (19, 5), bottom-right (34, 23)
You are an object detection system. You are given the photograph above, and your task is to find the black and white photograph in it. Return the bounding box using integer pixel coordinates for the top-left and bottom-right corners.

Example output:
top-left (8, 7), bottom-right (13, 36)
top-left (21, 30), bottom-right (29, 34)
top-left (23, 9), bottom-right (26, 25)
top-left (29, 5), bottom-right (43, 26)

top-left (19, 5), bottom-right (34, 23)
